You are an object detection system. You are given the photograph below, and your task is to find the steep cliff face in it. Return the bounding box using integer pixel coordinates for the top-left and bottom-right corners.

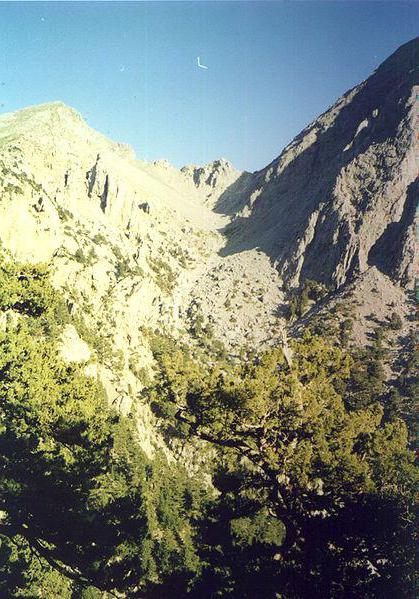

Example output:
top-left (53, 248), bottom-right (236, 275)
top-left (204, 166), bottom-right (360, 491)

top-left (222, 37), bottom-right (419, 291)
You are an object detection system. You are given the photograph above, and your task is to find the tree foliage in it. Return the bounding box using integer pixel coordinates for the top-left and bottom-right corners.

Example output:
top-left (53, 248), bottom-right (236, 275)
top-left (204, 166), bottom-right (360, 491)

top-left (150, 333), bottom-right (418, 597)
top-left (0, 253), bottom-right (417, 597)
top-left (0, 254), bottom-right (205, 596)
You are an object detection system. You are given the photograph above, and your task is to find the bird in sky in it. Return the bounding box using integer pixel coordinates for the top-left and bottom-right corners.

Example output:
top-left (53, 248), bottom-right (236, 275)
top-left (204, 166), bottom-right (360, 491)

top-left (197, 57), bottom-right (208, 70)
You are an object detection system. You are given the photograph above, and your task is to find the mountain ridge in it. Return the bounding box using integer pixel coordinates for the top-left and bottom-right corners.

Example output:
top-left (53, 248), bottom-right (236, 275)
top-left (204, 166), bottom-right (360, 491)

top-left (221, 36), bottom-right (418, 291)
top-left (0, 38), bottom-right (417, 451)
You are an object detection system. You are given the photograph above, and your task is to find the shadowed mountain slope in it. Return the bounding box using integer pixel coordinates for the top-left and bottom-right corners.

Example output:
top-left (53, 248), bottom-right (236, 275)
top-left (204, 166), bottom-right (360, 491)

top-left (220, 36), bottom-right (419, 291)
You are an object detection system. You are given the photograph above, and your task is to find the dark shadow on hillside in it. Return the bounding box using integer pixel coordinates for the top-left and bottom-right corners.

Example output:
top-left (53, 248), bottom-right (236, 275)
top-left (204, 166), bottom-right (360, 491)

top-left (368, 179), bottom-right (418, 283)
top-left (216, 37), bottom-right (419, 288)
top-left (404, 290), bottom-right (418, 322)
top-left (212, 172), bottom-right (255, 216)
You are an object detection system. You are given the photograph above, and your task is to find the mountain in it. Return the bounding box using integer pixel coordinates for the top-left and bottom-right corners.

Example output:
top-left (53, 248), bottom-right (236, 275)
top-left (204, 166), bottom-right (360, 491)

top-left (222, 37), bottom-right (418, 291)
top-left (0, 38), bottom-right (417, 437)
top-left (0, 37), bottom-right (418, 598)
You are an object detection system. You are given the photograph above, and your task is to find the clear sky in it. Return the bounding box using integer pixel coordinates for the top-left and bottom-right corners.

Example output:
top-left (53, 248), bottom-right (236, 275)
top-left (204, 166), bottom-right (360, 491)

top-left (0, 1), bottom-right (418, 171)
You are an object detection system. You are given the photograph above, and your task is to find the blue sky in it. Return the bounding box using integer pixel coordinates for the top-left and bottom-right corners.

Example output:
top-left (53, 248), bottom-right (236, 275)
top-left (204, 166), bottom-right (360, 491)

top-left (0, 1), bottom-right (417, 171)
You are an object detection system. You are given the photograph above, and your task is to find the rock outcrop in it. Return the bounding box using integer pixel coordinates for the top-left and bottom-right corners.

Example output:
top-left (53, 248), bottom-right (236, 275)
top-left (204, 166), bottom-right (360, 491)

top-left (221, 37), bottom-right (419, 292)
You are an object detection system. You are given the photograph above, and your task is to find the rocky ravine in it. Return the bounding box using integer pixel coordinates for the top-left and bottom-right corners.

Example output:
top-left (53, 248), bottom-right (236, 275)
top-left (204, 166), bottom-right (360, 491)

top-left (0, 38), bottom-right (417, 455)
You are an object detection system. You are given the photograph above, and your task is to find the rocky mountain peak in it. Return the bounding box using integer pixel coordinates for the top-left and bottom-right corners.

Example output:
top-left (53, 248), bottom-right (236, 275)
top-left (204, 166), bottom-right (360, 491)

top-left (222, 36), bottom-right (418, 292)
top-left (181, 158), bottom-right (246, 207)
top-left (0, 101), bottom-right (84, 138)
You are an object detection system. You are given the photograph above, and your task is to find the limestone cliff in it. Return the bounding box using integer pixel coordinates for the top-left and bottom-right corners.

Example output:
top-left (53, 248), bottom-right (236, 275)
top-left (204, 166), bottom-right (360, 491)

top-left (222, 36), bottom-right (418, 292)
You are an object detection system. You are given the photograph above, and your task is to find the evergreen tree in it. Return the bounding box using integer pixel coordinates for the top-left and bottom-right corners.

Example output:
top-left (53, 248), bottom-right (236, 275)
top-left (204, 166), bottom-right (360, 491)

top-left (0, 254), bottom-right (204, 596)
top-left (150, 333), bottom-right (418, 597)
top-left (0, 252), bottom-right (417, 597)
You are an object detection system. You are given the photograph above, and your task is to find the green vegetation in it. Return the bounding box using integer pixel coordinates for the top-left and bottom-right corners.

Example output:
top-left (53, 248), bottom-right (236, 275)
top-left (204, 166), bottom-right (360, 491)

top-left (149, 333), bottom-right (417, 597)
top-left (0, 162), bottom-right (44, 198)
top-left (112, 244), bottom-right (144, 281)
top-left (344, 334), bottom-right (387, 411)
top-left (169, 245), bottom-right (191, 269)
top-left (147, 256), bottom-right (177, 294)
top-left (385, 331), bottom-right (418, 440)
top-left (340, 316), bottom-right (354, 345)
top-left (288, 279), bottom-right (330, 321)
top-left (0, 257), bottom-right (69, 326)
top-left (0, 252), bottom-right (416, 597)
top-left (0, 253), bottom-right (207, 597)
top-left (57, 206), bottom-right (74, 222)
top-left (388, 310), bottom-right (403, 331)
top-left (92, 233), bottom-right (107, 245)
top-left (3, 183), bottom-right (24, 195)
top-left (74, 247), bottom-right (97, 266)
top-left (70, 312), bottom-right (114, 364)
top-left (186, 307), bottom-right (228, 360)
top-left (128, 355), bottom-right (151, 386)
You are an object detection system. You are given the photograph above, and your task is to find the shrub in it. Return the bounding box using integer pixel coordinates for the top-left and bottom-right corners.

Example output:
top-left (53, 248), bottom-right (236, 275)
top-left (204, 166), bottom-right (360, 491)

top-left (388, 311), bottom-right (403, 331)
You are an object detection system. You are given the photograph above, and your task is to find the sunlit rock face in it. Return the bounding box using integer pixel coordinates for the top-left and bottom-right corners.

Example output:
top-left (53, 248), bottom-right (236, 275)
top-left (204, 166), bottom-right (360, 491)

top-left (0, 38), bottom-right (417, 455)
top-left (221, 37), bottom-right (419, 291)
